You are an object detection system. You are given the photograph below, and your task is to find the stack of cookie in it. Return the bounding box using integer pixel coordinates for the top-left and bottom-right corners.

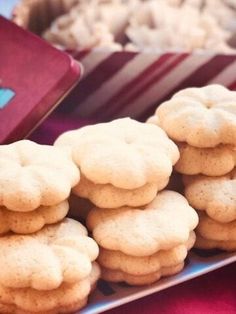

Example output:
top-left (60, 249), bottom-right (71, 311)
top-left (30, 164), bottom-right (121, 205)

top-left (183, 171), bottom-right (236, 251)
top-left (55, 118), bottom-right (199, 285)
top-left (149, 84), bottom-right (236, 252)
top-left (86, 191), bottom-right (198, 285)
top-left (0, 140), bottom-right (100, 313)
top-left (0, 140), bottom-right (80, 235)
top-left (0, 219), bottom-right (100, 314)
top-left (55, 118), bottom-right (180, 209)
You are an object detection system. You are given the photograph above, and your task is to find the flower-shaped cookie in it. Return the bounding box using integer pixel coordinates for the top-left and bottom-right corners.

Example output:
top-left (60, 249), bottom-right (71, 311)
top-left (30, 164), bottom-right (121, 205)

top-left (0, 200), bottom-right (69, 234)
top-left (0, 140), bottom-right (80, 211)
top-left (55, 118), bottom-right (179, 207)
top-left (0, 218), bottom-right (99, 291)
top-left (0, 262), bottom-right (100, 314)
top-left (175, 143), bottom-right (236, 176)
top-left (156, 85), bottom-right (236, 147)
top-left (74, 174), bottom-right (167, 208)
top-left (0, 280), bottom-right (90, 314)
top-left (196, 212), bottom-right (236, 242)
top-left (98, 231), bottom-right (195, 276)
top-left (183, 170), bottom-right (236, 223)
top-left (87, 190), bottom-right (198, 256)
top-left (101, 263), bottom-right (185, 286)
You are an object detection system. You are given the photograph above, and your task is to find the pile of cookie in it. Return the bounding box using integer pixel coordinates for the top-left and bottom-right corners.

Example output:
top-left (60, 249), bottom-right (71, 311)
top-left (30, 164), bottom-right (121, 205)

top-left (1, 84), bottom-right (235, 313)
top-left (40, 0), bottom-right (236, 53)
top-left (55, 118), bottom-right (198, 285)
top-left (148, 84), bottom-right (236, 252)
top-left (0, 141), bottom-right (100, 313)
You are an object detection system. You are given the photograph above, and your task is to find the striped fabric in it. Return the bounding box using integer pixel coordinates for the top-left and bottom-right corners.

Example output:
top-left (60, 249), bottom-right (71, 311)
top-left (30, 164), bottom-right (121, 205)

top-left (59, 51), bottom-right (236, 121)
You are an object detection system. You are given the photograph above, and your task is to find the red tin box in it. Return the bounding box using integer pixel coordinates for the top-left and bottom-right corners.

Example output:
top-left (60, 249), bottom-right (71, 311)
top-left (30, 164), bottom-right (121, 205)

top-left (0, 16), bottom-right (82, 144)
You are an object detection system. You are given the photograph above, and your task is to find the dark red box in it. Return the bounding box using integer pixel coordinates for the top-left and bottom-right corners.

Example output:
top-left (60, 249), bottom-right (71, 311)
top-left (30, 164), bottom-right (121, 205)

top-left (0, 16), bottom-right (82, 144)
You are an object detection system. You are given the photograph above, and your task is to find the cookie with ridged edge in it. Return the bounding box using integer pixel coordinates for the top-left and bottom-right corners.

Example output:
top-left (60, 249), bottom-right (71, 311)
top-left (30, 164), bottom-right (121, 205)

top-left (183, 170), bottom-right (236, 223)
top-left (87, 190), bottom-right (198, 256)
top-left (0, 282), bottom-right (89, 314)
top-left (0, 201), bottom-right (69, 235)
top-left (195, 233), bottom-right (236, 251)
top-left (54, 118), bottom-right (179, 191)
top-left (0, 140), bottom-right (80, 212)
top-left (0, 263), bottom-right (100, 314)
top-left (196, 212), bottom-right (236, 241)
top-left (175, 143), bottom-right (236, 176)
top-left (98, 232), bottom-right (195, 276)
top-left (101, 262), bottom-right (185, 285)
top-left (74, 174), bottom-right (168, 208)
top-left (156, 85), bottom-right (236, 148)
top-left (0, 218), bottom-right (99, 291)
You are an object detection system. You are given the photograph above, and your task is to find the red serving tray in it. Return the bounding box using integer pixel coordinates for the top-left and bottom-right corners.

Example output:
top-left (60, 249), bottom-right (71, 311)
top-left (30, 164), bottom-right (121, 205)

top-left (0, 15), bottom-right (82, 144)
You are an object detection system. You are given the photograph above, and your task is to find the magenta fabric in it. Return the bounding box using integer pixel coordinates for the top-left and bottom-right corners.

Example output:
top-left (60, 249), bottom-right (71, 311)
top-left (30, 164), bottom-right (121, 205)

top-left (29, 113), bottom-right (98, 144)
top-left (105, 263), bottom-right (236, 314)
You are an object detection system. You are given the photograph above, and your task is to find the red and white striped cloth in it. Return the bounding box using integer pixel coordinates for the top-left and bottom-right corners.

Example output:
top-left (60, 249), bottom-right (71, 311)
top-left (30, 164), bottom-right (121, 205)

top-left (58, 51), bottom-right (236, 121)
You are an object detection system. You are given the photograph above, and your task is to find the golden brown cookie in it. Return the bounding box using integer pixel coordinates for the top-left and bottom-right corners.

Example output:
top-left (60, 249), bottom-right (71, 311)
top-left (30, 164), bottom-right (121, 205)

top-left (0, 140), bottom-right (79, 212)
top-left (0, 261), bottom-right (100, 314)
top-left (0, 201), bottom-right (69, 235)
top-left (0, 281), bottom-right (89, 314)
top-left (0, 219), bottom-right (98, 291)
top-left (175, 143), bottom-right (236, 176)
top-left (55, 118), bottom-right (179, 207)
top-left (86, 190), bottom-right (197, 285)
top-left (101, 263), bottom-right (185, 286)
top-left (183, 171), bottom-right (236, 223)
top-left (97, 232), bottom-right (195, 276)
top-left (87, 190), bottom-right (198, 256)
top-left (196, 212), bottom-right (236, 242)
top-left (155, 85), bottom-right (236, 148)
top-left (74, 174), bottom-right (168, 208)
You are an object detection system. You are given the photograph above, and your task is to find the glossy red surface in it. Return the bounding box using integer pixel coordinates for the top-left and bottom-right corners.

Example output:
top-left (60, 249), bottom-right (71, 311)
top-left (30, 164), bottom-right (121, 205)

top-left (0, 16), bottom-right (82, 143)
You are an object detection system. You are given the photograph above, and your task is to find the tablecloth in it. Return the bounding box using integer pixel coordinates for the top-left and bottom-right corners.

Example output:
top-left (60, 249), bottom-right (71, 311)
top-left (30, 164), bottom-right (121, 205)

top-left (104, 263), bottom-right (236, 314)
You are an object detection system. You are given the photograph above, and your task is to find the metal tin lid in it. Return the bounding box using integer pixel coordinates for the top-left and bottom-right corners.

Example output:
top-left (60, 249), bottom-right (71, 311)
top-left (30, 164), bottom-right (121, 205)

top-left (0, 16), bottom-right (82, 144)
